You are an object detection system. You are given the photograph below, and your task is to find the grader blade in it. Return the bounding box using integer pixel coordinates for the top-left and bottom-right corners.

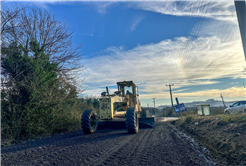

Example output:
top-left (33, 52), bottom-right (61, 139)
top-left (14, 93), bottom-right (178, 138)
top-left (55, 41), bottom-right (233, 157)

top-left (139, 117), bottom-right (155, 128)
top-left (97, 120), bottom-right (126, 130)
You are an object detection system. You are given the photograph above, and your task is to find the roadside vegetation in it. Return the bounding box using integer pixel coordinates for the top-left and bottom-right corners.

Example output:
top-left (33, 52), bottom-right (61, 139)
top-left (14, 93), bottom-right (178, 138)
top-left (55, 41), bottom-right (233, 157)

top-left (1, 4), bottom-right (99, 143)
top-left (172, 113), bottom-right (246, 165)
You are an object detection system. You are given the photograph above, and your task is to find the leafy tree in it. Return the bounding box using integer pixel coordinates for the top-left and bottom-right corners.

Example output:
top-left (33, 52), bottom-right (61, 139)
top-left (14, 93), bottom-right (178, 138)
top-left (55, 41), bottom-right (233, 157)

top-left (2, 39), bottom-right (85, 140)
top-left (1, 5), bottom-right (84, 91)
top-left (1, 5), bottom-right (87, 141)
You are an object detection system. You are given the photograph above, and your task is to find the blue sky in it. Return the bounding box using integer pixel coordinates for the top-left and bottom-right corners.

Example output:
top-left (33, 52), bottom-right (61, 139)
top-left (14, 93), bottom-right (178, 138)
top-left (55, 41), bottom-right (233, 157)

top-left (3, 1), bottom-right (246, 107)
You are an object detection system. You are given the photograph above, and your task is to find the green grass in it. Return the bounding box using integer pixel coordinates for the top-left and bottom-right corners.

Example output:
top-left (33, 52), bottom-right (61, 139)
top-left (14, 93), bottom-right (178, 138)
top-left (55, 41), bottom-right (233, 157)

top-left (174, 113), bottom-right (246, 165)
top-left (216, 114), bottom-right (246, 123)
top-left (182, 113), bottom-right (246, 124)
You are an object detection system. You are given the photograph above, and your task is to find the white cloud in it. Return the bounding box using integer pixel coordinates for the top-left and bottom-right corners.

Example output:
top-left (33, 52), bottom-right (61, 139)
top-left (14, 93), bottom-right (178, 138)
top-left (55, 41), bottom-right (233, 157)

top-left (5, 0), bottom-right (94, 2)
top-left (79, 0), bottom-right (245, 96)
top-left (66, 0), bottom-right (244, 99)
top-left (140, 87), bottom-right (246, 99)
top-left (80, 33), bottom-right (245, 96)
top-left (129, 1), bottom-right (237, 22)
top-left (124, 2), bottom-right (234, 27)
top-left (230, 82), bottom-right (239, 84)
top-left (136, 80), bottom-right (220, 95)
top-left (20, 0), bottom-right (240, 30)
top-left (89, 2), bottom-right (118, 14)
top-left (130, 16), bottom-right (144, 32)
top-left (8, 1), bottom-right (118, 14)
top-left (5, 1), bottom-right (238, 22)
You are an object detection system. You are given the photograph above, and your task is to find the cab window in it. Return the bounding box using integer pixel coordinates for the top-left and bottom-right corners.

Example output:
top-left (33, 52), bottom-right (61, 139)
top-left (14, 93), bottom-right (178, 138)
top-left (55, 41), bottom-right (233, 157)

top-left (125, 86), bottom-right (132, 95)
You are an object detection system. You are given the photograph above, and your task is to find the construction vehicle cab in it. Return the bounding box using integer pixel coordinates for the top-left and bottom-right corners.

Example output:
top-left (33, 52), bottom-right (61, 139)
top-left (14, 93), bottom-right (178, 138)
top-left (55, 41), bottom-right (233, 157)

top-left (117, 81), bottom-right (138, 107)
top-left (81, 81), bottom-right (155, 134)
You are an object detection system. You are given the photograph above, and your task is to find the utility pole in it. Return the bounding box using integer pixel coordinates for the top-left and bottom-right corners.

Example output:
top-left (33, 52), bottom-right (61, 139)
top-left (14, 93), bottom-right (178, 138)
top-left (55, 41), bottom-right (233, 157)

top-left (220, 94), bottom-right (227, 109)
top-left (166, 84), bottom-right (175, 116)
top-left (152, 98), bottom-right (156, 108)
top-left (234, 0), bottom-right (246, 59)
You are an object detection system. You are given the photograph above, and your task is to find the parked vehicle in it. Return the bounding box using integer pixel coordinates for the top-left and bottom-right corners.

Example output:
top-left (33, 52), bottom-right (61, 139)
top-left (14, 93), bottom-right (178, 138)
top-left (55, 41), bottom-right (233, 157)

top-left (224, 101), bottom-right (246, 114)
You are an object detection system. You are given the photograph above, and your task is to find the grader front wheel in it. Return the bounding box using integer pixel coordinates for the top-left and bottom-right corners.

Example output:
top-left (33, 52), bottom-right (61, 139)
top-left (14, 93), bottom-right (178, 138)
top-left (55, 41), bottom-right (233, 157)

top-left (81, 109), bottom-right (98, 134)
top-left (126, 107), bottom-right (139, 134)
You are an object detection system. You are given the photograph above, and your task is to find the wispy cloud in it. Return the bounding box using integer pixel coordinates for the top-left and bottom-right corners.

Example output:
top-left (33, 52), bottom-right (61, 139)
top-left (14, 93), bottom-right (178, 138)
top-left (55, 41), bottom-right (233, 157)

top-left (5, 1), bottom-right (237, 22)
top-left (230, 82), bottom-right (239, 84)
top-left (140, 86), bottom-right (246, 99)
top-left (79, 0), bottom-right (245, 97)
top-left (91, 0), bottom-right (236, 22)
top-left (5, 1), bottom-right (117, 14)
top-left (129, 1), bottom-right (237, 22)
top-left (80, 33), bottom-right (245, 96)
top-left (15, 0), bottom-right (243, 100)
top-left (130, 16), bottom-right (144, 32)
top-left (5, 0), bottom-right (115, 2)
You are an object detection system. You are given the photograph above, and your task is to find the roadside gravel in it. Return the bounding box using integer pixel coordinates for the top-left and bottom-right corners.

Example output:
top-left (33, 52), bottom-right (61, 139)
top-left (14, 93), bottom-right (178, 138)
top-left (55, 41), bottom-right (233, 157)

top-left (2, 118), bottom-right (214, 166)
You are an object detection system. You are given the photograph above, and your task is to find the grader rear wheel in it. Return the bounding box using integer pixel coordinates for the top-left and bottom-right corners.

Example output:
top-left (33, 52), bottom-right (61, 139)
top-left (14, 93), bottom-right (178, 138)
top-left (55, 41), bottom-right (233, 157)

top-left (126, 107), bottom-right (139, 134)
top-left (81, 109), bottom-right (98, 134)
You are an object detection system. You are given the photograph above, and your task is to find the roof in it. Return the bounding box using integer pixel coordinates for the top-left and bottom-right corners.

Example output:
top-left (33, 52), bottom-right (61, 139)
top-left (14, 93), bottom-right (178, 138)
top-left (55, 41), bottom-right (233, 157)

top-left (117, 81), bottom-right (136, 86)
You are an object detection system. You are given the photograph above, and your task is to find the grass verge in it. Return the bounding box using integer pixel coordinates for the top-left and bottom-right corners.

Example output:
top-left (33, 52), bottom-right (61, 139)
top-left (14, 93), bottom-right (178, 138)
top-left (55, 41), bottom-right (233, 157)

top-left (172, 114), bottom-right (246, 165)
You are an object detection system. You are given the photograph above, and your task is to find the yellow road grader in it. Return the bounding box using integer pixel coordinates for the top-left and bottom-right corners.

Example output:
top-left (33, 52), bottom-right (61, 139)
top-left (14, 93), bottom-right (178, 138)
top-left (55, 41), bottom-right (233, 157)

top-left (81, 81), bottom-right (155, 134)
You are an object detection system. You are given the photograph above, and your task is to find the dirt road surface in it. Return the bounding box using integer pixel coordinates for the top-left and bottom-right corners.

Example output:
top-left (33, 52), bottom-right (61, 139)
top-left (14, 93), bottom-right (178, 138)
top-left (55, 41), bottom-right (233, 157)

top-left (1, 118), bottom-right (214, 166)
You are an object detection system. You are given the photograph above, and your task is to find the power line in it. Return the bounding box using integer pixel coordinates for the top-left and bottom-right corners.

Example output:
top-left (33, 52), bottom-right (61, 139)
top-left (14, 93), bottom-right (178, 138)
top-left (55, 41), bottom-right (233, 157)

top-left (181, 0), bottom-right (211, 75)
top-left (176, 1), bottom-right (211, 83)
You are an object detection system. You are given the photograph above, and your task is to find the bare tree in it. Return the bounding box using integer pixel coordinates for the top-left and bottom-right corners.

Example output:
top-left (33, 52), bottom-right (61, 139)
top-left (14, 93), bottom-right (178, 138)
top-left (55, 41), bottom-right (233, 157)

top-left (1, 4), bottom-right (27, 34)
top-left (1, 5), bottom-right (84, 88)
top-left (1, 5), bottom-right (86, 140)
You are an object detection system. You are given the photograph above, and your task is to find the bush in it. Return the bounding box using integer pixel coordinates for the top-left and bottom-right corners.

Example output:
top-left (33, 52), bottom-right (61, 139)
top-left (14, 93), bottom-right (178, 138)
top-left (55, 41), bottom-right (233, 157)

top-left (220, 114), bottom-right (246, 124)
top-left (1, 40), bottom-right (86, 140)
top-left (1, 5), bottom-right (84, 141)
top-left (185, 116), bottom-right (192, 124)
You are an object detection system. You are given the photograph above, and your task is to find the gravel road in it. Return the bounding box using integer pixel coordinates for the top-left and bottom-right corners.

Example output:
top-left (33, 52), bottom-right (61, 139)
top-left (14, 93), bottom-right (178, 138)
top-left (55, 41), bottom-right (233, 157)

top-left (1, 118), bottom-right (214, 166)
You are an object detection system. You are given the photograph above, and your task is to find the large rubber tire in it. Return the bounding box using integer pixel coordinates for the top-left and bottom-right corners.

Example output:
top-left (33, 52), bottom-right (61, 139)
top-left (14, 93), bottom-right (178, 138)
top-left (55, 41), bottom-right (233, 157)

top-left (126, 107), bottom-right (139, 134)
top-left (81, 109), bottom-right (98, 134)
top-left (141, 108), bottom-right (149, 118)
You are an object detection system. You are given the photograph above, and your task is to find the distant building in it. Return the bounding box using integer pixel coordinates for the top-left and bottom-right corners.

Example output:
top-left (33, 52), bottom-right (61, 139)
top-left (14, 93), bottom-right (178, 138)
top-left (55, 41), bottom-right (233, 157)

top-left (206, 99), bottom-right (216, 102)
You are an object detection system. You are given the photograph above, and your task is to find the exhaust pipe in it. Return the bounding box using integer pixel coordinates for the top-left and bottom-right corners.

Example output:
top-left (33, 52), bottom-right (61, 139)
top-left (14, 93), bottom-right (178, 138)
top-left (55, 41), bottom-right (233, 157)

top-left (106, 86), bottom-right (109, 95)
